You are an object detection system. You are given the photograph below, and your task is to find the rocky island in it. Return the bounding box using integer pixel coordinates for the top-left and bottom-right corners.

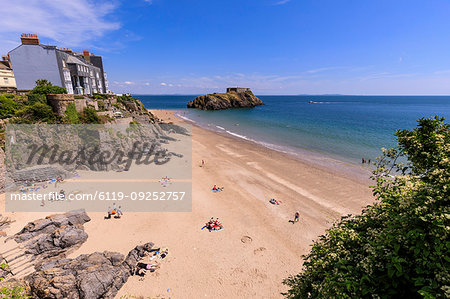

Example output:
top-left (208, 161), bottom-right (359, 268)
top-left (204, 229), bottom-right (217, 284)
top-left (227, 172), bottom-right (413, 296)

top-left (187, 87), bottom-right (263, 110)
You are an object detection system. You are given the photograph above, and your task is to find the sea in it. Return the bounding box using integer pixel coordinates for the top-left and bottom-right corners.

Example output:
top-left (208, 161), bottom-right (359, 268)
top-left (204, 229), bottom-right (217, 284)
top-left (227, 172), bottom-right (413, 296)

top-left (134, 95), bottom-right (450, 166)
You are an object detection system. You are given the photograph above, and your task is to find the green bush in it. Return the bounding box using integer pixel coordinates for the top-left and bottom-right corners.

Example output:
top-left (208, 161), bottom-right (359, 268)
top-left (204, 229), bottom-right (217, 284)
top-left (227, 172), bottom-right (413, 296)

top-left (97, 100), bottom-right (105, 111)
top-left (0, 284), bottom-right (29, 299)
top-left (93, 93), bottom-right (108, 100)
top-left (64, 102), bottom-right (80, 124)
top-left (27, 94), bottom-right (46, 105)
top-left (283, 116), bottom-right (450, 298)
top-left (0, 95), bottom-right (19, 118)
top-left (80, 108), bottom-right (100, 124)
top-left (2, 93), bottom-right (15, 99)
top-left (30, 79), bottom-right (66, 95)
top-left (0, 264), bottom-right (29, 298)
top-left (14, 102), bottom-right (55, 123)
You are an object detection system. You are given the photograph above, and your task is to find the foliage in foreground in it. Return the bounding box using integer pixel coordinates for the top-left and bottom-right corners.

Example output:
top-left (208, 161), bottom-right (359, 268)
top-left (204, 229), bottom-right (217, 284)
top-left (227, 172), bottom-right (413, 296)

top-left (0, 284), bottom-right (29, 299)
top-left (29, 79), bottom-right (66, 95)
top-left (0, 264), bottom-right (29, 299)
top-left (283, 116), bottom-right (449, 298)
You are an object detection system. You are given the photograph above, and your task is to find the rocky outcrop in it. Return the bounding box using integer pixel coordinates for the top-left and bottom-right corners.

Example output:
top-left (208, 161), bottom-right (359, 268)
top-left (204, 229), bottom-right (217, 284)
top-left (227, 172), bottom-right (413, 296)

top-left (13, 209), bottom-right (91, 260)
top-left (9, 165), bottom-right (71, 185)
top-left (25, 242), bottom-right (155, 299)
top-left (6, 121), bottom-right (178, 183)
top-left (187, 90), bottom-right (263, 110)
top-left (1, 210), bottom-right (157, 298)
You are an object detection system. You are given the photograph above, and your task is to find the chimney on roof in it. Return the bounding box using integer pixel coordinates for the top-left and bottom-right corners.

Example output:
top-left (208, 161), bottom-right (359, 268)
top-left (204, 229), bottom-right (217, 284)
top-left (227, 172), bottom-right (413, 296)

top-left (1, 55), bottom-right (11, 68)
top-left (21, 33), bottom-right (40, 45)
top-left (61, 48), bottom-right (73, 54)
top-left (82, 50), bottom-right (91, 63)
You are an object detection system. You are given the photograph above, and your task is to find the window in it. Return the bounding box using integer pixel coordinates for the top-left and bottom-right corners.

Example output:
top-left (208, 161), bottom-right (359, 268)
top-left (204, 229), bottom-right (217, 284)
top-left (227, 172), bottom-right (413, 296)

top-left (66, 83), bottom-right (74, 94)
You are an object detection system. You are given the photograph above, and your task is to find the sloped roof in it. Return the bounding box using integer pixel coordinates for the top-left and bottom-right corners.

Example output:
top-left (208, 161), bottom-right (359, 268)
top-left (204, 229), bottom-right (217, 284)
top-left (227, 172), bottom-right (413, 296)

top-left (0, 61), bottom-right (11, 70)
top-left (66, 54), bottom-right (90, 66)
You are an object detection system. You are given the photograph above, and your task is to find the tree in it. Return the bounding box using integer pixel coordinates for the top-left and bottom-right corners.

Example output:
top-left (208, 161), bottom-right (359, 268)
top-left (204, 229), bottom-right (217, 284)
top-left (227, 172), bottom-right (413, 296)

top-left (30, 79), bottom-right (67, 95)
top-left (283, 116), bottom-right (449, 298)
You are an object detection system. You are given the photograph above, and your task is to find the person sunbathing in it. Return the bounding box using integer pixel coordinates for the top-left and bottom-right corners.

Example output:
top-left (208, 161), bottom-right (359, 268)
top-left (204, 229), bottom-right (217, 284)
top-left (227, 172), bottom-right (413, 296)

top-left (202, 219), bottom-right (214, 230)
top-left (136, 262), bottom-right (160, 276)
top-left (160, 249), bottom-right (169, 259)
top-left (269, 198), bottom-right (281, 205)
top-left (213, 223), bottom-right (223, 230)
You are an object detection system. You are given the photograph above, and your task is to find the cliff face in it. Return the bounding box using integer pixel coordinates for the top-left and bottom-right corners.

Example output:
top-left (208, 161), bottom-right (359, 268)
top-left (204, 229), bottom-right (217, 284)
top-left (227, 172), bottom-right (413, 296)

top-left (187, 90), bottom-right (263, 110)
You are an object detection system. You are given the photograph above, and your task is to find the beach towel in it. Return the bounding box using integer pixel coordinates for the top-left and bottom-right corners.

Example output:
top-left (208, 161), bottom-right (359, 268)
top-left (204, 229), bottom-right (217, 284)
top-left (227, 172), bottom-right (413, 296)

top-left (211, 189), bottom-right (220, 193)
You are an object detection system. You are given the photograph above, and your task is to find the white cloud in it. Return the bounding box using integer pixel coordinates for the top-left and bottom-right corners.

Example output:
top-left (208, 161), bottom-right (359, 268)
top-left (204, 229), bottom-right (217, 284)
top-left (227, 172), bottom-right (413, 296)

top-left (305, 66), bottom-right (344, 74)
top-left (434, 69), bottom-right (450, 75)
top-left (124, 81), bottom-right (135, 85)
top-left (144, 0), bottom-right (153, 4)
top-left (0, 0), bottom-right (120, 53)
top-left (160, 82), bottom-right (167, 86)
top-left (274, 0), bottom-right (291, 5)
top-left (145, 82), bottom-right (150, 86)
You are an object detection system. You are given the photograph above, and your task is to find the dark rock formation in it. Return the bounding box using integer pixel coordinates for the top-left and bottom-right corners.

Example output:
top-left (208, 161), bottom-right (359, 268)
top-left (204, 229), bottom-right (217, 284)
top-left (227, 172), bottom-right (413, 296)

top-left (187, 90), bottom-right (263, 110)
top-left (10, 165), bottom-right (71, 185)
top-left (1, 209), bottom-right (157, 298)
top-left (25, 242), bottom-right (155, 299)
top-left (13, 209), bottom-right (91, 260)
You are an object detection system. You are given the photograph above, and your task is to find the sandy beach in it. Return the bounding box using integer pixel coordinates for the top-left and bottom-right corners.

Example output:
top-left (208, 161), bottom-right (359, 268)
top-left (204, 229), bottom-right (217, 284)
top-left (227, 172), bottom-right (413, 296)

top-left (0, 109), bottom-right (375, 298)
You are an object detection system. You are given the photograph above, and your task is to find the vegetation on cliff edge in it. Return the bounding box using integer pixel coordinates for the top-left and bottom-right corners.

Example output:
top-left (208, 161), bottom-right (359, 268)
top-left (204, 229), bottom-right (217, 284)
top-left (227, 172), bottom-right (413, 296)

top-left (283, 116), bottom-right (449, 298)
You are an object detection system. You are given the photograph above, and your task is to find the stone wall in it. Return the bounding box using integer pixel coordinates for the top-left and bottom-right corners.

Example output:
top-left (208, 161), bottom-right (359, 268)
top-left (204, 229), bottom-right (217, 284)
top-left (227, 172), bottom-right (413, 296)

top-left (113, 116), bottom-right (133, 124)
top-left (47, 94), bottom-right (86, 115)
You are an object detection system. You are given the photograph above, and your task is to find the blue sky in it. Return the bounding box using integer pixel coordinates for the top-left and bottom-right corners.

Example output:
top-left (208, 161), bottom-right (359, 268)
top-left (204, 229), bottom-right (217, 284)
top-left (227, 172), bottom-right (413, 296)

top-left (1, 0), bottom-right (450, 95)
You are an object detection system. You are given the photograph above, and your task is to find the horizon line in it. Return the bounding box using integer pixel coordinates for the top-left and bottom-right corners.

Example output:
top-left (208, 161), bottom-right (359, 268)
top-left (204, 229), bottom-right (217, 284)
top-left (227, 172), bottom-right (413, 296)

top-left (130, 93), bottom-right (450, 97)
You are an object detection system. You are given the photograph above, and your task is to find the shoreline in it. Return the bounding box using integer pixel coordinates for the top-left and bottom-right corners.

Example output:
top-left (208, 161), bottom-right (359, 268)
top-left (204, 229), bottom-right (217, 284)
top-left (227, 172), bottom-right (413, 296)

top-left (164, 109), bottom-right (374, 186)
top-left (1, 109), bottom-right (375, 298)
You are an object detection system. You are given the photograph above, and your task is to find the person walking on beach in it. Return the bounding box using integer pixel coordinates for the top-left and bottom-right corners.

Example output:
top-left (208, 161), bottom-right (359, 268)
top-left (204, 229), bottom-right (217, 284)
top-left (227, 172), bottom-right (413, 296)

top-left (115, 206), bottom-right (123, 218)
top-left (201, 160), bottom-right (205, 167)
top-left (294, 211), bottom-right (300, 223)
